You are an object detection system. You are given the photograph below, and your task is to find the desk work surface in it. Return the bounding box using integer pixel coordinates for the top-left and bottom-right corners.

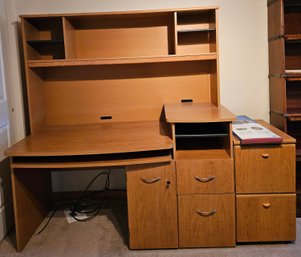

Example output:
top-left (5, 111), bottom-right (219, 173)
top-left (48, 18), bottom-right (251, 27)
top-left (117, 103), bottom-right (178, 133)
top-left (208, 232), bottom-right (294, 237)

top-left (164, 102), bottom-right (236, 123)
top-left (5, 121), bottom-right (173, 157)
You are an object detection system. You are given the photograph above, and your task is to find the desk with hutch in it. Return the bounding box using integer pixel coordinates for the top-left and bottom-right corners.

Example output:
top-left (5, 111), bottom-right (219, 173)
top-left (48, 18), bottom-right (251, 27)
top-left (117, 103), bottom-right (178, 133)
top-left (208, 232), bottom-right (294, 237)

top-left (5, 6), bottom-right (296, 251)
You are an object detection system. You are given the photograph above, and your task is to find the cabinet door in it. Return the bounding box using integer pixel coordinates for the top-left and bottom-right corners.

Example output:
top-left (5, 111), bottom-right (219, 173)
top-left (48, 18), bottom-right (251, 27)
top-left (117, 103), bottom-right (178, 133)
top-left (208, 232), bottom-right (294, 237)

top-left (126, 162), bottom-right (178, 249)
top-left (235, 144), bottom-right (295, 193)
top-left (177, 159), bottom-right (234, 194)
top-left (236, 194), bottom-right (296, 242)
top-left (178, 194), bottom-right (235, 247)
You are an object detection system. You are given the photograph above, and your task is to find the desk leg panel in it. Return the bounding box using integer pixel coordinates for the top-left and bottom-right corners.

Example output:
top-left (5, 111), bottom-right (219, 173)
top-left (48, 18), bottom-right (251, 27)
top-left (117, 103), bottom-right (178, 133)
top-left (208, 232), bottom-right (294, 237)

top-left (11, 168), bottom-right (52, 251)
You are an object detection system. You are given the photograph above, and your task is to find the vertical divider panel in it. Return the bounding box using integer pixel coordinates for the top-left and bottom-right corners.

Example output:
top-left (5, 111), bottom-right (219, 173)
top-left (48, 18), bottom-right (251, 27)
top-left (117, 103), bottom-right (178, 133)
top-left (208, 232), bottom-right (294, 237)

top-left (174, 12), bottom-right (178, 55)
top-left (62, 17), bottom-right (76, 59)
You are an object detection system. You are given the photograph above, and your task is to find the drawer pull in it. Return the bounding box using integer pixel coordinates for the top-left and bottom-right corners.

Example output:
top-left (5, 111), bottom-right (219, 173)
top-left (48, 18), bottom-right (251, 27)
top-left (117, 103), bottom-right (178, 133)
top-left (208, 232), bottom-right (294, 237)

top-left (263, 202), bottom-right (271, 208)
top-left (195, 175), bottom-right (215, 183)
top-left (140, 177), bottom-right (161, 184)
top-left (196, 209), bottom-right (216, 217)
top-left (261, 153), bottom-right (270, 159)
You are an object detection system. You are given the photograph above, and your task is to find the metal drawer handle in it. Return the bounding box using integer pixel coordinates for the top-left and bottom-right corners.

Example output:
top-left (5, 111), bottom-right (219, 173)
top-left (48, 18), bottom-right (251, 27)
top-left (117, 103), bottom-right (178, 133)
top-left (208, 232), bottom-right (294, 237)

top-left (261, 153), bottom-right (270, 159)
top-left (140, 177), bottom-right (161, 184)
top-left (195, 175), bottom-right (215, 183)
top-left (263, 202), bottom-right (271, 209)
top-left (196, 209), bottom-right (216, 217)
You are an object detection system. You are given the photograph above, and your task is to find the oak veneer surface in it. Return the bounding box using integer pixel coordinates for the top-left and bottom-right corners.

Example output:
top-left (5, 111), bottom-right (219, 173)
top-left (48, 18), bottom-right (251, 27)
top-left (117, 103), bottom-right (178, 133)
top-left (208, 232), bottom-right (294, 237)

top-left (232, 120), bottom-right (296, 145)
top-left (164, 102), bottom-right (235, 123)
top-left (5, 121), bottom-right (172, 157)
top-left (236, 194), bottom-right (296, 242)
top-left (127, 162), bottom-right (178, 249)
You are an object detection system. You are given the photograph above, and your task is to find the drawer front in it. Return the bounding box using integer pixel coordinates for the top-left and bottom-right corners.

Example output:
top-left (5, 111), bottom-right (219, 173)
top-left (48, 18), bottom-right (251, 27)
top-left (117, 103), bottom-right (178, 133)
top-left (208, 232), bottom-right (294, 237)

top-left (236, 194), bottom-right (296, 242)
top-left (177, 159), bottom-right (234, 194)
top-left (235, 144), bottom-right (295, 193)
top-left (178, 194), bottom-right (235, 247)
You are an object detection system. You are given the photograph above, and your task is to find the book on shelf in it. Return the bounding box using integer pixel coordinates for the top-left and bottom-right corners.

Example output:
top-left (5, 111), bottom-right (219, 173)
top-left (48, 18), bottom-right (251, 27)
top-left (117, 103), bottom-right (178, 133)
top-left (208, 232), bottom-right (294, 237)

top-left (232, 115), bottom-right (283, 144)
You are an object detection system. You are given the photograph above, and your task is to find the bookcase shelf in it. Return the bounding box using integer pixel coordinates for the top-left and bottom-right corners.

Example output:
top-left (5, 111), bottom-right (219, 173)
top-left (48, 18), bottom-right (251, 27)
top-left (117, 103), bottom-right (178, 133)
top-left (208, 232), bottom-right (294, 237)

top-left (27, 53), bottom-right (217, 68)
top-left (268, 0), bottom-right (301, 216)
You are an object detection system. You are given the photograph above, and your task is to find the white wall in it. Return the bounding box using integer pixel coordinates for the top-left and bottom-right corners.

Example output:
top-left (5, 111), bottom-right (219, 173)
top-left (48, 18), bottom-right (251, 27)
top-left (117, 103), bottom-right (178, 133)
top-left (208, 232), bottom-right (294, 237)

top-left (2, 0), bottom-right (269, 191)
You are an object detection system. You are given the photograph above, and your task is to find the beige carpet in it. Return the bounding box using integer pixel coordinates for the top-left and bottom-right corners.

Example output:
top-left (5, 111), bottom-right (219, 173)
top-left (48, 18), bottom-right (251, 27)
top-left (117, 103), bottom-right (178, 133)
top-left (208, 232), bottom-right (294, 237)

top-left (0, 199), bottom-right (300, 257)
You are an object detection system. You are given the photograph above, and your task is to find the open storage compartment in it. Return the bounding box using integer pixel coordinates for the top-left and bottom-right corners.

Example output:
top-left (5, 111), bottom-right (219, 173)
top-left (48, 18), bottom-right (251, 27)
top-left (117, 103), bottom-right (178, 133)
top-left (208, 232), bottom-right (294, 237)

top-left (176, 10), bottom-right (216, 55)
top-left (284, 2), bottom-right (301, 36)
top-left (23, 17), bottom-right (65, 60)
top-left (175, 122), bottom-right (231, 159)
top-left (63, 12), bottom-right (176, 59)
top-left (286, 80), bottom-right (301, 115)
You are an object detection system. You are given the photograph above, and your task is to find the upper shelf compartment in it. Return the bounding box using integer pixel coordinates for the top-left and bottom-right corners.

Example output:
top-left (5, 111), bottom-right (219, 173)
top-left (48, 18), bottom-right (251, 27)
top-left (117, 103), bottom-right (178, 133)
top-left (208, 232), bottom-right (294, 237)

top-left (63, 12), bottom-right (176, 59)
top-left (23, 17), bottom-right (65, 60)
top-left (176, 9), bottom-right (216, 55)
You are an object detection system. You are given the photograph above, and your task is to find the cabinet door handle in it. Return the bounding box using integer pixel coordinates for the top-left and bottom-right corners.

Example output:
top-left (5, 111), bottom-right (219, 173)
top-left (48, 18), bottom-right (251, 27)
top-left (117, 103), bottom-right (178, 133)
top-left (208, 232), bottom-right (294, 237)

top-left (263, 202), bottom-right (271, 208)
top-left (195, 175), bottom-right (215, 183)
top-left (261, 153), bottom-right (270, 159)
top-left (196, 209), bottom-right (216, 217)
top-left (140, 177), bottom-right (161, 184)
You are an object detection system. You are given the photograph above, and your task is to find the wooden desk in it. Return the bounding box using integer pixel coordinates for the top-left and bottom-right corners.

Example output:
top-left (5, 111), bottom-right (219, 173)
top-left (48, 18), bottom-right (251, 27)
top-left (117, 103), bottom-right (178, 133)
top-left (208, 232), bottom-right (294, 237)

top-left (5, 121), bottom-right (173, 251)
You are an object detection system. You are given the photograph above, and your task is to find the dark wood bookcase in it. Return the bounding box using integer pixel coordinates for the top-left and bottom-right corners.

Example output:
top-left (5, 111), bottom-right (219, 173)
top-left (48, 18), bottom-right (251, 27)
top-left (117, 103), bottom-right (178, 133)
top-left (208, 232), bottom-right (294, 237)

top-left (268, 0), bottom-right (301, 215)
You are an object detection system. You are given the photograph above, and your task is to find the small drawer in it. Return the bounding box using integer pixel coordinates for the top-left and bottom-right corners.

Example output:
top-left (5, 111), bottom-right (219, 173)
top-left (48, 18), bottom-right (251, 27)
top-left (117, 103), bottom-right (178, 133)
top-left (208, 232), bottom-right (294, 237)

top-left (235, 144), bottom-right (295, 193)
top-left (178, 194), bottom-right (235, 247)
top-left (236, 194), bottom-right (296, 242)
top-left (176, 159), bottom-right (234, 194)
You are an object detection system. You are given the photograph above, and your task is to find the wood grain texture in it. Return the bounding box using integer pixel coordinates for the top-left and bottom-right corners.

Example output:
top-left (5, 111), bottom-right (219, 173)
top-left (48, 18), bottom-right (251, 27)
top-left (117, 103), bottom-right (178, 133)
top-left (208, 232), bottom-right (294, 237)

top-left (176, 159), bottom-right (234, 194)
top-left (20, 7), bottom-right (219, 19)
top-left (269, 77), bottom-right (286, 114)
top-left (164, 102), bottom-right (235, 123)
top-left (5, 121), bottom-right (172, 157)
top-left (236, 194), bottom-right (296, 242)
top-left (178, 194), bottom-right (235, 247)
top-left (11, 167), bottom-right (52, 251)
top-left (268, 38), bottom-right (285, 75)
top-left (268, 0), bottom-right (283, 39)
top-left (62, 17), bottom-right (76, 59)
top-left (126, 162), bottom-right (178, 249)
top-left (232, 120), bottom-right (296, 145)
top-left (27, 53), bottom-right (217, 67)
top-left (234, 144), bottom-right (295, 193)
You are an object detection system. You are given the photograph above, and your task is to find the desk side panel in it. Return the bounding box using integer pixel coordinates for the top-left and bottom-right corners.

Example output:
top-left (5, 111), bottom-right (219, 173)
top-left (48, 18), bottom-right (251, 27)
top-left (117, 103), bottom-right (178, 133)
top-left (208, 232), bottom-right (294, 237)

top-left (11, 167), bottom-right (52, 251)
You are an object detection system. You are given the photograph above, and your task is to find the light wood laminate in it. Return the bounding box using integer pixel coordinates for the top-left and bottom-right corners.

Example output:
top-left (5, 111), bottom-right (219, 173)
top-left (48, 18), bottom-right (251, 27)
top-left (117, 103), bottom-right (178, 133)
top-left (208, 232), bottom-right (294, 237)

top-left (235, 144), bottom-right (295, 193)
top-left (176, 159), bottom-right (234, 194)
top-left (127, 162), bottom-right (178, 249)
top-left (232, 120), bottom-right (296, 145)
top-left (178, 194), bottom-right (235, 247)
top-left (164, 102), bottom-right (235, 123)
top-left (5, 121), bottom-right (172, 157)
top-left (11, 167), bottom-right (52, 251)
top-left (236, 194), bottom-right (296, 242)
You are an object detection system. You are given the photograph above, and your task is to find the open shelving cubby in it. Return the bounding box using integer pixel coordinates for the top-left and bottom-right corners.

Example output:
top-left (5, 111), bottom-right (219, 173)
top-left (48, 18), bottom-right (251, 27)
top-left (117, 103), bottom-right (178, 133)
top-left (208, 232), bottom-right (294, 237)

top-left (176, 9), bottom-right (216, 55)
top-left (22, 17), bottom-right (65, 60)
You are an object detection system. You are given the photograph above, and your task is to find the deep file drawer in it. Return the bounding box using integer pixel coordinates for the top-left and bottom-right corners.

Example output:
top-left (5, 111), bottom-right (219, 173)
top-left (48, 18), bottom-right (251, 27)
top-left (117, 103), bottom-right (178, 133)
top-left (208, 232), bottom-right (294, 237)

top-left (176, 159), bottom-right (234, 194)
top-left (235, 144), bottom-right (295, 193)
top-left (236, 194), bottom-right (296, 242)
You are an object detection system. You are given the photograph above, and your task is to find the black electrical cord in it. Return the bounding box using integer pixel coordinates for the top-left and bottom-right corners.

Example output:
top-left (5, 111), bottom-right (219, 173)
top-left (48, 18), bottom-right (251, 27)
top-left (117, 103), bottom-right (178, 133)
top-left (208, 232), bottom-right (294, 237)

top-left (69, 169), bottom-right (111, 222)
top-left (36, 169), bottom-right (111, 235)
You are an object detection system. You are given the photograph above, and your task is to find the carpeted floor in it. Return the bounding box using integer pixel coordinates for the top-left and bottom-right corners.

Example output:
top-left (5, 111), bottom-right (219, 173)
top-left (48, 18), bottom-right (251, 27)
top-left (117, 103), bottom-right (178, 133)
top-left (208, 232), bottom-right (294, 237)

top-left (0, 199), bottom-right (300, 257)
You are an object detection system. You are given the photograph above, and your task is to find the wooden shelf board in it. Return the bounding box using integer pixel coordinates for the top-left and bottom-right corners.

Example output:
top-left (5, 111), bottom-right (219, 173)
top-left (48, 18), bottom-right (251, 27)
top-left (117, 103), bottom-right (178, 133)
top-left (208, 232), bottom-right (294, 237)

top-left (175, 148), bottom-right (230, 159)
top-left (233, 120), bottom-right (296, 145)
top-left (164, 102), bottom-right (235, 123)
top-left (11, 154), bottom-right (171, 169)
top-left (5, 121), bottom-right (173, 157)
top-left (27, 53), bottom-right (217, 68)
top-left (27, 40), bottom-right (64, 45)
top-left (285, 70), bottom-right (301, 79)
top-left (285, 34), bottom-right (301, 41)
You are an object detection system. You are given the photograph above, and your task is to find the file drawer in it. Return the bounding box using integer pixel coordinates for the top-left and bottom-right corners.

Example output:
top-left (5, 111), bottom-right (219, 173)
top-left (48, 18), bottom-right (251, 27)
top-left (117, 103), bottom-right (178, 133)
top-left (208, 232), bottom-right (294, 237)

top-left (178, 194), bottom-right (235, 247)
top-left (235, 144), bottom-right (295, 193)
top-left (236, 194), bottom-right (296, 242)
top-left (177, 159), bottom-right (234, 194)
